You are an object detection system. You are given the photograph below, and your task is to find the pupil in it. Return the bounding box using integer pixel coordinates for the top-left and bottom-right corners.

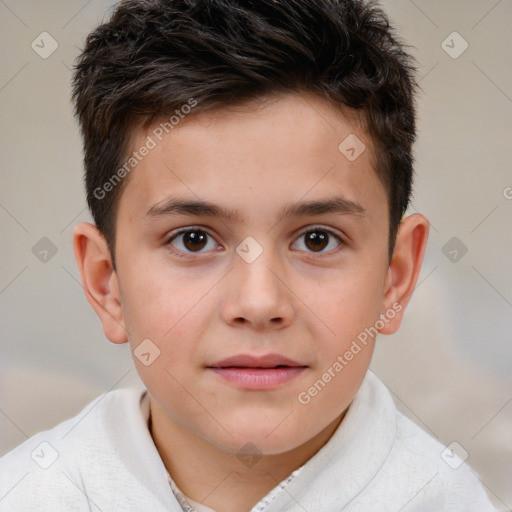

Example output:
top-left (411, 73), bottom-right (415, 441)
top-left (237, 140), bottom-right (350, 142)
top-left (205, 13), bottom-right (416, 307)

top-left (306, 231), bottom-right (328, 251)
top-left (184, 231), bottom-right (207, 251)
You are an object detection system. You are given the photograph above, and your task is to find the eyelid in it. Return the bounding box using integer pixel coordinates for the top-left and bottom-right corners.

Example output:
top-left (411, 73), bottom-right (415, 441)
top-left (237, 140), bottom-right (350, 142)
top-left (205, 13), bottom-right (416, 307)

top-left (296, 224), bottom-right (345, 241)
top-left (166, 225), bottom-right (214, 241)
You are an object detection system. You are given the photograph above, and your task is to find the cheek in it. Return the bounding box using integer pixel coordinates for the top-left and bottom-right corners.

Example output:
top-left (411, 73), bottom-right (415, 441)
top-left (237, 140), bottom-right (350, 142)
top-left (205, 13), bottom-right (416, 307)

top-left (308, 269), bottom-right (385, 343)
top-left (119, 259), bottom-right (188, 347)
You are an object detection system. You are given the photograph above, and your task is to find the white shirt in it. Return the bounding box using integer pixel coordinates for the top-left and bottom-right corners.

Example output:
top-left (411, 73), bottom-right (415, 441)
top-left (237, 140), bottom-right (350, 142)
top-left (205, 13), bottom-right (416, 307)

top-left (0, 370), bottom-right (498, 511)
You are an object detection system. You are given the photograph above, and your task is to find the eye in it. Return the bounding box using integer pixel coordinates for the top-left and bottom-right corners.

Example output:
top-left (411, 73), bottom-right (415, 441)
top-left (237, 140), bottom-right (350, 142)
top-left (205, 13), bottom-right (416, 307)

top-left (292, 226), bottom-right (344, 253)
top-left (166, 228), bottom-right (221, 255)
top-left (165, 226), bottom-right (344, 257)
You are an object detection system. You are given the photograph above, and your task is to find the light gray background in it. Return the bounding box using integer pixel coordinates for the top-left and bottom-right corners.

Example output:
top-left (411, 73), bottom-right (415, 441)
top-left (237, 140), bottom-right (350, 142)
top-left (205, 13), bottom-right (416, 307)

top-left (1, 0), bottom-right (511, 509)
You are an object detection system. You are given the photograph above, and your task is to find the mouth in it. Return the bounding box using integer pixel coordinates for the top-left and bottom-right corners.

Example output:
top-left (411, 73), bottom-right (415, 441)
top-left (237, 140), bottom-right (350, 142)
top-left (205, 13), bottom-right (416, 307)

top-left (206, 354), bottom-right (308, 390)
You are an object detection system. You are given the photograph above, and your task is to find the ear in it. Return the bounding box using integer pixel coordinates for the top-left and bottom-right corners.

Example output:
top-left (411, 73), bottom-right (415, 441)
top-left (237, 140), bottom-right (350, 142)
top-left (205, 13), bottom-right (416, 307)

top-left (378, 213), bottom-right (429, 335)
top-left (72, 222), bottom-right (127, 344)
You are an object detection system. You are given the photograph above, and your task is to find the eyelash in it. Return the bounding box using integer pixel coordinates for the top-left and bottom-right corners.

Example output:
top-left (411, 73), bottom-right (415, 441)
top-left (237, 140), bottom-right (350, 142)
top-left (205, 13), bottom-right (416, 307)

top-left (165, 225), bottom-right (345, 258)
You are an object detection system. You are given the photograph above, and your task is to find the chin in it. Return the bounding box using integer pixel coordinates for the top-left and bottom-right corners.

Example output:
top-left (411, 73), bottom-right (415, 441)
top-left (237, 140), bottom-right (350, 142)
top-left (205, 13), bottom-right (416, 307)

top-left (205, 420), bottom-right (308, 456)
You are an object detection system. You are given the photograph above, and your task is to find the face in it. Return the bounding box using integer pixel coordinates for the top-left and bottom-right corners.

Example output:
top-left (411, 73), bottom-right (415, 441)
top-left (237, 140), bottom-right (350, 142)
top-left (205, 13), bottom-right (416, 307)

top-left (113, 92), bottom-right (392, 455)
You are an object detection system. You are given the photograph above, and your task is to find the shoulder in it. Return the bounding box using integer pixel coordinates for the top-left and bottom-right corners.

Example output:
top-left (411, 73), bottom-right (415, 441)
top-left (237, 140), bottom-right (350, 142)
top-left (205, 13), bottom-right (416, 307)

top-left (362, 373), bottom-right (498, 511)
top-left (395, 411), bottom-right (496, 509)
top-left (0, 387), bottom-right (170, 511)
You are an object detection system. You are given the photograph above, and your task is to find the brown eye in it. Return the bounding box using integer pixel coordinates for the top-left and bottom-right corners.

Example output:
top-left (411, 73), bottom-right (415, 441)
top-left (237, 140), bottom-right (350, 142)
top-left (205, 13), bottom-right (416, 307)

top-left (168, 229), bottom-right (218, 254)
top-left (304, 231), bottom-right (329, 252)
top-left (182, 230), bottom-right (208, 251)
top-left (293, 228), bottom-right (343, 254)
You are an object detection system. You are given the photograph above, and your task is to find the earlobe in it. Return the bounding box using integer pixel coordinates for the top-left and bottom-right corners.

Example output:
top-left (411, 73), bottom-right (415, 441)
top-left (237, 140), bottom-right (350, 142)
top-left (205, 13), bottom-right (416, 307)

top-left (72, 222), bottom-right (127, 344)
top-left (378, 214), bottom-right (429, 335)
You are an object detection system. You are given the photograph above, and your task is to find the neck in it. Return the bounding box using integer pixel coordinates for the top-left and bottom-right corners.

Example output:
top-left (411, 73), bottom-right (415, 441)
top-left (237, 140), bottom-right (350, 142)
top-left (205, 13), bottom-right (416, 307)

top-left (148, 402), bottom-right (345, 512)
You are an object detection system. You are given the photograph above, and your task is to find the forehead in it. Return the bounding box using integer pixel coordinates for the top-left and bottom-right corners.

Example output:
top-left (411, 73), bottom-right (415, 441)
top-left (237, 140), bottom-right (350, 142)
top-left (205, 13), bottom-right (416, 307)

top-left (117, 92), bottom-right (387, 227)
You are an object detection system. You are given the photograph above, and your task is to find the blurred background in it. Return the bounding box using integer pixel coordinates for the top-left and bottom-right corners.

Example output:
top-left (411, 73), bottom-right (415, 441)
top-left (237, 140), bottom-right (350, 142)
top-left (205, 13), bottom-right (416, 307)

top-left (0, 0), bottom-right (511, 509)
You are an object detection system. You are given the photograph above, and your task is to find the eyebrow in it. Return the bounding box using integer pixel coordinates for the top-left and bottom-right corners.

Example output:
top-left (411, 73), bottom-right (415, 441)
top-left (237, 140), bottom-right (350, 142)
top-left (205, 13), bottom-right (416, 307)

top-left (144, 196), bottom-right (366, 223)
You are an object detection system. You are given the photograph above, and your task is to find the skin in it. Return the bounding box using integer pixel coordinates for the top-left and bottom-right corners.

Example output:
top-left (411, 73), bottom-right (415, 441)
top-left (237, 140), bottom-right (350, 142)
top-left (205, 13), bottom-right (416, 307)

top-left (73, 92), bottom-right (429, 512)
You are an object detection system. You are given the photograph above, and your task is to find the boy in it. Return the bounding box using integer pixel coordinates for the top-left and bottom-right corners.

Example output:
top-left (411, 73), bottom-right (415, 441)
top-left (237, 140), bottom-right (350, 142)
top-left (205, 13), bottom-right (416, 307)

top-left (0, 0), bottom-right (499, 510)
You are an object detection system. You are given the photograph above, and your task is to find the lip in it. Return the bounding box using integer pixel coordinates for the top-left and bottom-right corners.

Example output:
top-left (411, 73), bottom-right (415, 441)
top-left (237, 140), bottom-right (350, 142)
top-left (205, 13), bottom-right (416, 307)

top-left (208, 353), bottom-right (304, 369)
top-left (206, 353), bottom-right (308, 390)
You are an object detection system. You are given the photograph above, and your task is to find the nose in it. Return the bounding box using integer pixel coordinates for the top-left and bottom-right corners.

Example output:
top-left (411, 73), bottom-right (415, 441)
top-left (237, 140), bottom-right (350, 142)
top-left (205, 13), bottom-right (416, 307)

top-left (221, 244), bottom-right (295, 331)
